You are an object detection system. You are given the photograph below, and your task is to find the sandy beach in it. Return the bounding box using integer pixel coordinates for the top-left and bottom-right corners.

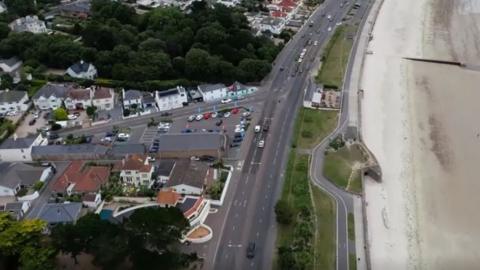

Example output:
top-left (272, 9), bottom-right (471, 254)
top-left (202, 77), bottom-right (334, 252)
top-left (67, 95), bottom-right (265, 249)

top-left (361, 0), bottom-right (480, 269)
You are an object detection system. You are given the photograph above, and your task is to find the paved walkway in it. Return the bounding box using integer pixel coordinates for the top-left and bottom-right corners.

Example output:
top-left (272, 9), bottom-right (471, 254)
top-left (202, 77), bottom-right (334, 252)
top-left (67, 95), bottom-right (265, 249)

top-left (354, 196), bottom-right (367, 270)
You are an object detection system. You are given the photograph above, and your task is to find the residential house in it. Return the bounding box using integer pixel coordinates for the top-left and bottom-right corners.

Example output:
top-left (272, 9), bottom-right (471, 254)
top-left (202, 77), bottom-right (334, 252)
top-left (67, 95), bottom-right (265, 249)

top-left (156, 159), bottom-right (176, 185)
top-left (141, 92), bottom-right (156, 109)
top-left (92, 86), bottom-right (114, 111)
top-left (64, 87), bottom-right (92, 110)
top-left (156, 190), bottom-right (210, 229)
top-left (259, 17), bottom-right (286, 35)
top-left (114, 155), bottom-right (154, 187)
top-left (52, 161), bottom-right (110, 197)
top-left (197, 84), bottom-right (228, 102)
top-left (269, 0), bottom-right (299, 21)
top-left (0, 90), bottom-right (30, 113)
top-left (66, 60), bottom-right (97, 80)
top-left (0, 134), bottom-right (47, 162)
top-left (0, 162), bottom-right (52, 196)
top-left (57, 0), bottom-right (91, 19)
top-left (0, 57), bottom-right (22, 73)
top-left (155, 86), bottom-right (188, 111)
top-left (9, 15), bottom-right (48, 34)
top-left (156, 133), bottom-right (227, 159)
top-left (32, 83), bottom-right (68, 110)
top-left (164, 159), bottom-right (213, 195)
top-left (122, 89), bottom-right (143, 109)
top-left (31, 144), bottom-right (109, 161)
top-left (216, 0), bottom-right (240, 7)
top-left (0, 196), bottom-right (31, 220)
top-left (38, 202), bottom-right (82, 226)
top-left (0, 57), bottom-right (22, 83)
top-left (0, 2), bottom-right (7, 13)
top-left (227, 81), bottom-right (257, 100)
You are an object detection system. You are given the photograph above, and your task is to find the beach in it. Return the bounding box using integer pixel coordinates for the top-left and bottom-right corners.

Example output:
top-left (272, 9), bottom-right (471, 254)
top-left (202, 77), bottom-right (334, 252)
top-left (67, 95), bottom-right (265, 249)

top-left (361, 0), bottom-right (480, 269)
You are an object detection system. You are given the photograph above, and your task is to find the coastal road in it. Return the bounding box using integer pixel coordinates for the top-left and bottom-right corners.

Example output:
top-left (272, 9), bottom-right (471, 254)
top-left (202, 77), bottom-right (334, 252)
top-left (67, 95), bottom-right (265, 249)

top-left (207, 1), bottom-right (370, 270)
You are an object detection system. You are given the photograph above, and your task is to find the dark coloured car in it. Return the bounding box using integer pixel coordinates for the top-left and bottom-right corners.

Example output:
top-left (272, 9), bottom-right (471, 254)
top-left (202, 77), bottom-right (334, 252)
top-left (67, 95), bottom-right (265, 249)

top-left (48, 133), bottom-right (59, 140)
top-left (28, 119), bottom-right (36, 126)
top-left (215, 120), bottom-right (223, 126)
top-left (246, 242), bottom-right (256, 259)
top-left (233, 137), bottom-right (242, 143)
top-left (230, 143), bottom-right (240, 148)
top-left (199, 155), bottom-right (216, 162)
top-left (161, 112), bottom-right (172, 117)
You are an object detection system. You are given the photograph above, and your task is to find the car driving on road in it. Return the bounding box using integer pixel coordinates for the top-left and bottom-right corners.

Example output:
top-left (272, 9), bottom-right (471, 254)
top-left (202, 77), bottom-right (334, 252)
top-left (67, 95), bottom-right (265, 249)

top-left (257, 139), bottom-right (265, 148)
top-left (246, 242), bottom-right (256, 259)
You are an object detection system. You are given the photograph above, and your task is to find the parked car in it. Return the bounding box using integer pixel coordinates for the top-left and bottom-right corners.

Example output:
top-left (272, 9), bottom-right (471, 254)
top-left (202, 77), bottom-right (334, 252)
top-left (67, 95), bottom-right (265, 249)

top-left (195, 114), bottom-right (203, 121)
top-left (221, 98), bottom-right (232, 104)
top-left (33, 111), bottom-right (39, 119)
top-left (48, 133), bottom-right (59, 140)
top-left (211, 112), bottom-right (218, 118)
top-left (28, 119), bottom-right (36, 126)
top-left (203, 112), bottom-right (212, 120)
top-left (246, 242), bottom-right (256, 259)
top-left (117, 133), bottom-right (130, 141)
top-left (73, 112), bottom-right (81, 117)
top-left (242, 111), bottom-right (250, 117)
top-left (224, 112), bottom-right (231, 118)
top-left (6, 111), bottom-right (16, 116)
top-left (188, 115), bottom-right (196, 122)
top-left (181, 128), bottom-right (193, 133)
top-left (230, 142), bottom-right (241, 148)
top-left (233, 137), bottom-right (242, 143)
top-left (161, 112), bottom-right (172, 117)
top-left (200, 155), bottom-right (216, 162)
top-left (231, 108), bottom-right (240, 114)
top-left (67, 114), bottom-right (77, 120)
top-left (254, 125), bottom-right (261, 133)
top-left (215, 120), bottom-right (223, 126)
top-left (258, 139), bottom-right (265, 148)
top-left (190, 156), bottom-right (200, 161)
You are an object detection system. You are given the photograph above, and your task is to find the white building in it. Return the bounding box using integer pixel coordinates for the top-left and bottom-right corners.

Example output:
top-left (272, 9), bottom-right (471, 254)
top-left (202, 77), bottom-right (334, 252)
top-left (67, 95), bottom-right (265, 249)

top-left (116, 155), bottom-right (154, 187)
top-left (92, 87), bottom-right (114, 111)
top-left (66, 60), bottom-right (97, 80)
top-left (155, 86), bottom-right (188, 112)
top-left (122, 89), bottom-right (143, 109)
top-left (9, 15), bottom-right (48, 34)
top-left (33, 84), bottom-right (68, 110)
top-left (197, 84), bottom-right (228, 102)
top-left (259, 17), bottom-right (286, 35)
top-left (0, 134), bottom-right (47, 162)
top-left (64, 88), bottom-right (92, 110)
top-left (164, 159), bottom-right (213, 195)
top-left (216, 0), bottom-right (240, 7)
top-left (0, 90), bottom-right (29, 113)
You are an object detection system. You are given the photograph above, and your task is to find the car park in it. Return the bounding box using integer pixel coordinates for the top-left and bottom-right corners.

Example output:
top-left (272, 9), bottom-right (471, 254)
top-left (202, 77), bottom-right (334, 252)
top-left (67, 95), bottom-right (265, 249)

top-left (221, 98), bottom-right (232, 104)
top-left (195, 114), bottom-right (203, 121)
top-left (246, 242), bottom-right (256, 259)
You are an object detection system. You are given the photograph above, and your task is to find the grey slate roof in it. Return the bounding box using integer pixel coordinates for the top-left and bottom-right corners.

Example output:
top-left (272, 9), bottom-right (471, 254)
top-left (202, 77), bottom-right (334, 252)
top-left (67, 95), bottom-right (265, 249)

top-left (109, 144), bottom-right (145, 157)
top-left (0, 135), bottom-right (36, 149)
top-left (58, 0), bottom-right (91, 14)
top-left (33, 84), bottom-right (68, 100)
top-left (157, 88), bottom-right (180, 98)
top-left (0, 90), bottom-right (27, 103)
top-left (142, 93), bottom-right (155, 104)
top-left (157, 159), bottom-right (176, 176)
top-left (167, 159), bottom-right (208, 189)
top-left (39, 202), bottom-right (82, 224)
top-left (176, 197), bottom-right (197, 214)
top-left (32, 144), bottom-right (109, 156)
top-left (124, 89), bottom-right (143, 101)
top-left (198, 84), bottom-right (226, 93)
top-left (0, 162), bottom-right (46, 189)
top-left (68, 61), bottom-right (92, 74)
top-left (0, 57), bottom-right (21, 69)
top-left (157, 133), bottom-right (225, 152)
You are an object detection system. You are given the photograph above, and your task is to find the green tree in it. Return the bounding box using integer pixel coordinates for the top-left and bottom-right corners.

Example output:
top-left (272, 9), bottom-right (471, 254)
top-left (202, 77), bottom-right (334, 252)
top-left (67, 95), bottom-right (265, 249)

top-left (19, 245), bottom-right (57, 270)
top-left (0, 22), bottom-right (10, 40)
top-left (86, 105), bottom-right (97, 118)
top-left (238, 58), bottom-right (271, 82)
top-left (275, 199), bottom-right (295, 225)
top-left (0, 74), bottom-right (13, 89)
top-left (5, 0), bottom-right (36, 16)
top-left (53, 108), bottom-right (68, 121)
top-left (185, 48), bottom-right (212, 80)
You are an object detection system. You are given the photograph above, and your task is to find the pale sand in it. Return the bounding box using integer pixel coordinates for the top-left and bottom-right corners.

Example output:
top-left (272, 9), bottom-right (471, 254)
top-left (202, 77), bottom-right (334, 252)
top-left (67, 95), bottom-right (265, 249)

top-left (362, 0), bottom-right (480, 269)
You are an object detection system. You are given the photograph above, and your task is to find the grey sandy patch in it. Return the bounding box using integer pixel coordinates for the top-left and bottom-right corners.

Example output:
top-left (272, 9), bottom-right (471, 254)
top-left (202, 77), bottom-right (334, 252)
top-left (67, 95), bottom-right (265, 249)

top-left (428, 116), bottom-right (453, 171)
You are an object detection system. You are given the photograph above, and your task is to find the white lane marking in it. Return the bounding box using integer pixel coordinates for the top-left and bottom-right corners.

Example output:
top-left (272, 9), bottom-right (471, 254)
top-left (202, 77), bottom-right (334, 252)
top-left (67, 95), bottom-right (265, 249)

top-left (243, 200), bottom-right (247, 207)
top-left (232, 226), bottom-right (235, 231)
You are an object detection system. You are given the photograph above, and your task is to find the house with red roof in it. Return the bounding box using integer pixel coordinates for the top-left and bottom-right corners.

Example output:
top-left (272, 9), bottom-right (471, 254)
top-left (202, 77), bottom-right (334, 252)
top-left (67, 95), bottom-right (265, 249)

top-left (53, 161), bottom-right (110, 208)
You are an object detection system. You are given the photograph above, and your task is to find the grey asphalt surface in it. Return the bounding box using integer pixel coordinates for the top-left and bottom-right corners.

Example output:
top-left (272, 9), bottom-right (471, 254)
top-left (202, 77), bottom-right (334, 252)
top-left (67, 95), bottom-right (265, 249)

top-left (205, 1), bottom-right (373, 270)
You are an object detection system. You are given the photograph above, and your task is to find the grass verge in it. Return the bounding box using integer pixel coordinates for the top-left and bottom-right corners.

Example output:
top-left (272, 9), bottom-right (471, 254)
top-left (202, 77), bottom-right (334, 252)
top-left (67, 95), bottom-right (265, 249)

top-left (311, 185), bottom-right (336, 270)
top-left (348, 213), bottom-right (355, 241)
top-left (275, 109), bottom-right (337, 269)
top-left (323, 144), bottom-right (367, 193)
top-left (349, 254), bottom-right (357, 270)
top-left (316, 25), bottom-right (356, 89)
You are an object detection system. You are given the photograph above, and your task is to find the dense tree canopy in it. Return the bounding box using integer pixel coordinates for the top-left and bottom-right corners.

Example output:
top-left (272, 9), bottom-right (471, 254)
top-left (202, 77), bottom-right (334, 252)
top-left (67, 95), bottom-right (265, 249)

top-left (0, 0), bottom-right (281, 84)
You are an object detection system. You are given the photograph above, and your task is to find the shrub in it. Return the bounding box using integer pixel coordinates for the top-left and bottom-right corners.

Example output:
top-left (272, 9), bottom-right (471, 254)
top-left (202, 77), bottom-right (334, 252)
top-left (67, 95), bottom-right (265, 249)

top-left (301, 130), bottom-right (313, 138)
top-left (275, 199), bottom-right (295, 225)
top-left (33, 181), bottom-right (44, 191)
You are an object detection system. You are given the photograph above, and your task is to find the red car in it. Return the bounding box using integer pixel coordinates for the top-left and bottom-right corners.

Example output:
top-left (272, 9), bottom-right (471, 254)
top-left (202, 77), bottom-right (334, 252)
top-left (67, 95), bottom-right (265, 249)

top-left (231, 108), bottom-right (240, 114)
top-left (203, 112), bottom-right (212, 119)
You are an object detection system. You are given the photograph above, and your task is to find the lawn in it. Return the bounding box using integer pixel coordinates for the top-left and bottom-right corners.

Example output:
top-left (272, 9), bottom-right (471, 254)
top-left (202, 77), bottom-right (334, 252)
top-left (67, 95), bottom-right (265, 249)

top-left (311, 185), bottom-right (336, 270)
top-left (294, 108), bottom-right (338, 149)
top-left (316, 25), bottom-right (356, 89)
top-left (348, 213), bottom-right (355, 241)
top-left (323, 144), bottom-right (367, 193)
